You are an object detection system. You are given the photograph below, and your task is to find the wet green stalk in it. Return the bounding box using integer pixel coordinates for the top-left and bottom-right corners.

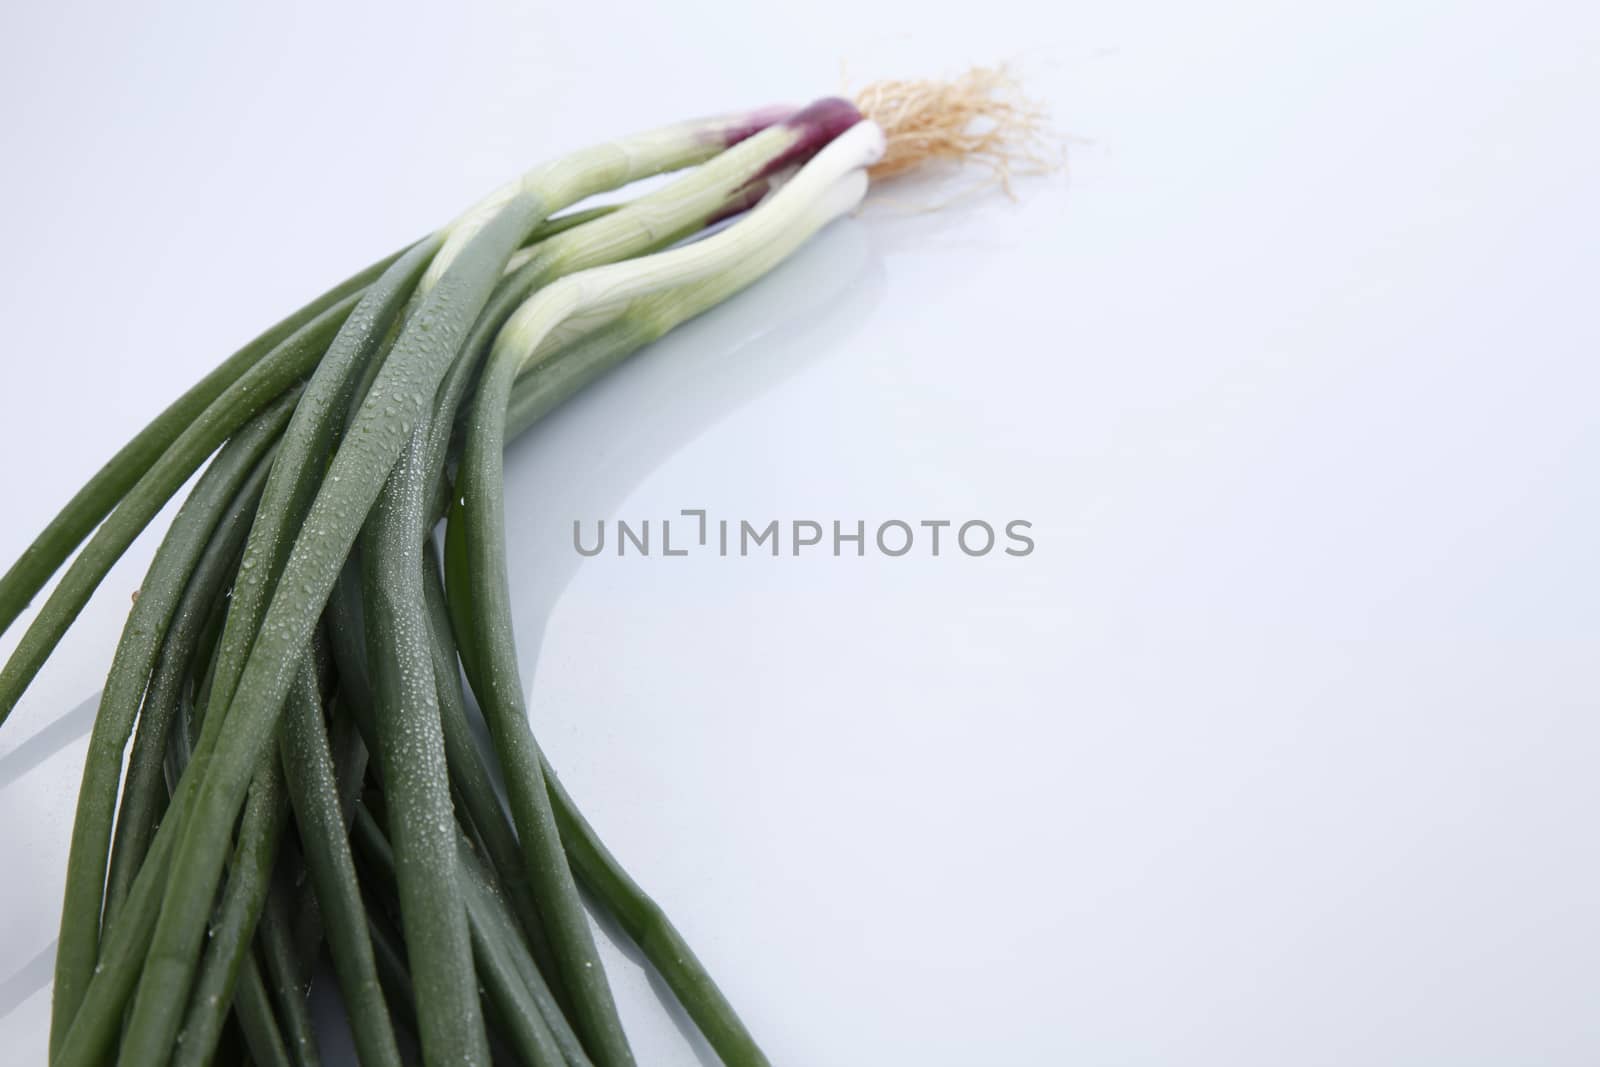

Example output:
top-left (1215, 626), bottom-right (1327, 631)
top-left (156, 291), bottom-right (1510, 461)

top-left (51, 392), bottom-right (294, 1053)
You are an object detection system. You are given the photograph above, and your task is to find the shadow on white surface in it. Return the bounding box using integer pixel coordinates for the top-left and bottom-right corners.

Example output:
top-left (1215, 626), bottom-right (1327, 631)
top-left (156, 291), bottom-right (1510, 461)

top-left (0, 692), bottom-right (99, 792)
top-left (498, 213), bottom-right (885, 681)
top-left (0, 939), bottom-right (55, 1021)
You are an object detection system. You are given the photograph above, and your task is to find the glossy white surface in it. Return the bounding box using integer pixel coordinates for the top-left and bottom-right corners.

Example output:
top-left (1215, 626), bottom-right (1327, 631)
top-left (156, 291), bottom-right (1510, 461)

top-left (4, 0), bottom-right (1600, 1063)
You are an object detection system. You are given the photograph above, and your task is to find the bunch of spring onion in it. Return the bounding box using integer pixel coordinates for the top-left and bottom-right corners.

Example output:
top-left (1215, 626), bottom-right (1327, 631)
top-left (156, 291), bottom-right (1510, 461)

top-left (0, 71), bottom-right (1042, 1066)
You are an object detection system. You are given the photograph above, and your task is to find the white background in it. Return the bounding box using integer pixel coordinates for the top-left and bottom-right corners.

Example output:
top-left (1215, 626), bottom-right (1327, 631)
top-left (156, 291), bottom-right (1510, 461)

top-left (3, 0), bottom-right (1600, 1063)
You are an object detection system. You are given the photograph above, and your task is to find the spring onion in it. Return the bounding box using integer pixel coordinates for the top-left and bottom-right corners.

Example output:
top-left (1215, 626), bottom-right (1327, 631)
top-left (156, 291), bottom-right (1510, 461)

top-left (0, 70), bottom-right (1048, 1066)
